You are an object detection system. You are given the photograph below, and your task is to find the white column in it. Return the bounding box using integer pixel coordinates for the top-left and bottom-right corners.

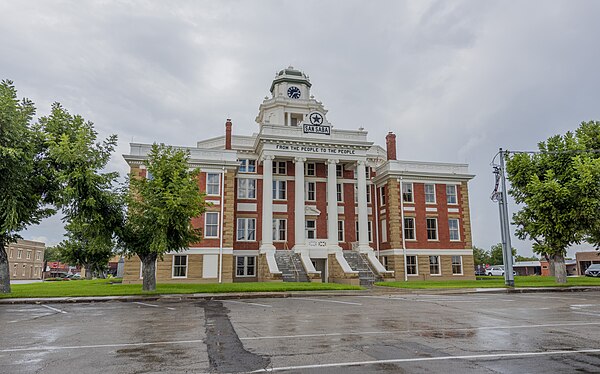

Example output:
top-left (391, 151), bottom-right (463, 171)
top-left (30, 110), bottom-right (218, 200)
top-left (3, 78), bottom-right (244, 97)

top-left (327, 159), bottom-right (341, 250)
top-left (356, 160), bottom-right (371, 252)
top-left (260, 155), bottom-right (275, 253)
top-left (294, 157), bottom-right (306, 250)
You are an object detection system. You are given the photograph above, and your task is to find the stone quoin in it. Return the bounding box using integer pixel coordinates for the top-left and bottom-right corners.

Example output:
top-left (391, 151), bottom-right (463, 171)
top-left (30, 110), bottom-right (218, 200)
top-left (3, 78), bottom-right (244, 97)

top-left (122, 66), bottom-right (476, 284)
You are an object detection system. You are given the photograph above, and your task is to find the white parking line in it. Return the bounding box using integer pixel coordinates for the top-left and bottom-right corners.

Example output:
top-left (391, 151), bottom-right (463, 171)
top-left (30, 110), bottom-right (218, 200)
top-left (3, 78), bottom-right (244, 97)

top-left (223, 300), bottom-right (272, 308)
top-left (289, 297), bottom-right (362, 306)
top-left (250, 348), bottom-right (600, 372)
top-left (41, 305), bottom-right (67, 314)
top-left (132, 301), bottom-right (176, 310)
top-left (0, 339), bottom-right (204, 353)
top-left (239, 321), bottom-right (600, 341)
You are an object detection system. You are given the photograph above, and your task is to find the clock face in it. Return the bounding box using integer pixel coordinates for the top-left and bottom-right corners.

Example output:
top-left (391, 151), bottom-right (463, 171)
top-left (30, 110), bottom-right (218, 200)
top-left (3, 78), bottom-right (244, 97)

top-left (287, 86), bottom-right (301, 99)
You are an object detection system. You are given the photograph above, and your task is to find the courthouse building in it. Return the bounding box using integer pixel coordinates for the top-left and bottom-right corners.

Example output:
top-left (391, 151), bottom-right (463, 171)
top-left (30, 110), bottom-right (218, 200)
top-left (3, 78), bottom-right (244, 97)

top-left (7, 239), bottom-right (45, 280)
top-left (123, 67), bottom-right (475, 284)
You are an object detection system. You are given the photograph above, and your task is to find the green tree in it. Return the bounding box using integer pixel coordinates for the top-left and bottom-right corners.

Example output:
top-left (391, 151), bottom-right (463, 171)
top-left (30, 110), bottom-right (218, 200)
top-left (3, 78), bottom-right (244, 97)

top-left (515, 255), bottom-right (539, 262)
top-left (472, 246), bottom-right (491, 266)
top-left (489, 243), bottom-right (517, 265)
top-left (40, 104), bottom-right (121, 279)
top-left (44, 246), bottom-right (62, 262)
top-left (506, 121), bottom-right (600, 283)
top-left (0, 81), bottom-right (56, 293)
top-left (121, 144), bottom-right (206, 291)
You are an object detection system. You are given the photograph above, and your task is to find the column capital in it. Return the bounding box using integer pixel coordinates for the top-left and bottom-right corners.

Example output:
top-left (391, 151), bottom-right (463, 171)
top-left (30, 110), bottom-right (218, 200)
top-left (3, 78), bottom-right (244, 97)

top-left (327, 159), bottom-right (339, 165)
top-left (261, 154), bottom-right (274, 162)
top-left (357, 160), bottom-right (367, 166)
top-left (293, 157), bottom-right (307, 163)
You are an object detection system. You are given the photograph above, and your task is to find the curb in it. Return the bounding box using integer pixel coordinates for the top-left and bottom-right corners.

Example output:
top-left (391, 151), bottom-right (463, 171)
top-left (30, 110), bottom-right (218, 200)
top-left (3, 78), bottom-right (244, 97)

top-left (1, 286), bottom-right (599, 305)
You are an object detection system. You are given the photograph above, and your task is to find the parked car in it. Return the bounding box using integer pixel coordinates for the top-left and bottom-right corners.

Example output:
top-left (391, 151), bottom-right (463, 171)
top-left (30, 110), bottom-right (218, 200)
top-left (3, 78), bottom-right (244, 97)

top-left (486, 265), bottom-right (516, 276)
top-left (584, 264), bottom-right (600, 277)
top-left (475, 268), bottom-right (487, 276)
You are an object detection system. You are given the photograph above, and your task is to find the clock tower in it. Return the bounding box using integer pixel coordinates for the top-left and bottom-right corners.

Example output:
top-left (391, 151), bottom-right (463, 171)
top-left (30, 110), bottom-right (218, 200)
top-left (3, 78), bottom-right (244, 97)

top-left (255, 66), bottom-right (329, 127)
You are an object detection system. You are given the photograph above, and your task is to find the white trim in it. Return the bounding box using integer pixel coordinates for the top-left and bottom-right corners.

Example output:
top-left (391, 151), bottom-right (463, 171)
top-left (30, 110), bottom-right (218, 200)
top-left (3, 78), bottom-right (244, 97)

top-left (452, 255), bottom-right (464, 275)
top-left (426, 217), bottom-right (438, 241)
top-left (403, 206), bottom-right (415, 212)
top-left (448, 208), bottom-right (460, 213)
top-left (406, 254), bottom-right (419, 276)
top-left (337, 220), bottom-right (345, 242)
top-left (172, 254), bottom-right (188, 278)
top-left (424, 183), bottom-right (436, 204)
top-left (237, 178), bottom-right (257, 199)
top-left (429, 255), bottom-right (441, 275)
top-left (448, 218), bottom-right (460, 241)
top-left (204, 212), bottom-right (220, 238)
top-left (378, 249), bottom-right (473, 256)
top-left (168, 248), bottom-right (234, 255)
top-left (425, 207), bottom-right (437, 212)
top-left (205, 172), bottom-right (221, 196)
top-left (446, 184), bottom-right (458, 205)
top-left (235, 255), bottom-right (257, 277)
top-left (236, 217), bottom-right (257, 242)
top-left (237, 203), bottom-right (257, 211)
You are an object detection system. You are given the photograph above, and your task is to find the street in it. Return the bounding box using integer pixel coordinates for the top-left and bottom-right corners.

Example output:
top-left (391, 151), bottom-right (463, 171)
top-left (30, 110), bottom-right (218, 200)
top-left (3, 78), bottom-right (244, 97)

top-left (1, 291), bottom-right (600, 373)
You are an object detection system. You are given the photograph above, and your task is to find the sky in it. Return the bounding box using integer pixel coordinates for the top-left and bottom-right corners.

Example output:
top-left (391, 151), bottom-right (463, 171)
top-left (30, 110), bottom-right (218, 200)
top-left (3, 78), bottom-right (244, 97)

top-left (2, 0), bottom-right (599, 257)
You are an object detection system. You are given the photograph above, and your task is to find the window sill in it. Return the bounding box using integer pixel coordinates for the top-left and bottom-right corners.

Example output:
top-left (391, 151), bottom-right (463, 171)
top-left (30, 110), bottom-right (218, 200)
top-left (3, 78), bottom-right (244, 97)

top-left (430, 274), bottom-right (442, 276)
top-left (172, 276), bottom-right (188, 279)
top-left (452, 273), bottom-right (464, 276)
top-left (204, 236), bottom-right (220, 240)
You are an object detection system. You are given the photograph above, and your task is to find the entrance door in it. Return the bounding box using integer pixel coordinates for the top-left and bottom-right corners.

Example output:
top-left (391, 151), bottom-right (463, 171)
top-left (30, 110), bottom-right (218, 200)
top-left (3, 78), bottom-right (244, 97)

top-left (311, 259), bottom-right (327, 283)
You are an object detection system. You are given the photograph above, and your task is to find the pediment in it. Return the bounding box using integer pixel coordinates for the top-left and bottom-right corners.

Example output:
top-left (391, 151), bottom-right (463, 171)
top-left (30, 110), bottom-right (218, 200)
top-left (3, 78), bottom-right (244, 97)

top-left (305, 205), bottom-right (321, 216)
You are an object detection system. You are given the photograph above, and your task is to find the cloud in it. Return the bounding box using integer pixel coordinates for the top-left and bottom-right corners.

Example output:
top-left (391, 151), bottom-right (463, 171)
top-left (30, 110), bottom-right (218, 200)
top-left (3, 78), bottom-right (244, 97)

top-left (3, 0), bottom-right (600, 256)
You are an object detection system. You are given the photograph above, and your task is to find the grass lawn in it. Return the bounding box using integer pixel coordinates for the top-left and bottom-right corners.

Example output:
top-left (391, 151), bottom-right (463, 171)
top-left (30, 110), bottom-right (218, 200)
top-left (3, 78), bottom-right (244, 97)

top-left (375, 276), bottom-right (600, 289)
top-left (1, 279), bottom-right (362, 298)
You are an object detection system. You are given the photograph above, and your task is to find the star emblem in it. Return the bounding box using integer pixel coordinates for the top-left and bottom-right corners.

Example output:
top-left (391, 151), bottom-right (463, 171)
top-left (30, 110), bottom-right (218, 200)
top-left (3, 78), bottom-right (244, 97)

top-left (310, 113), bottom-right (323, 125)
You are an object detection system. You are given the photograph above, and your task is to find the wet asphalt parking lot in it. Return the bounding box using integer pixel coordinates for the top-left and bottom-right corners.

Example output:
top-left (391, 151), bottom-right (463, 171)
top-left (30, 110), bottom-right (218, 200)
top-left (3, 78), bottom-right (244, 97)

top-left (1, 291), bottom-right (600, 373)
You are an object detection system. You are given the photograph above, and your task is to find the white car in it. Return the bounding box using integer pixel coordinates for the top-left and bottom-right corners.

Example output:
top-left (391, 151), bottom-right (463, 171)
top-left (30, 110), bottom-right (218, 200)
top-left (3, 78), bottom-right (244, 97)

top-left (486, 265), bottom-right (516, 276)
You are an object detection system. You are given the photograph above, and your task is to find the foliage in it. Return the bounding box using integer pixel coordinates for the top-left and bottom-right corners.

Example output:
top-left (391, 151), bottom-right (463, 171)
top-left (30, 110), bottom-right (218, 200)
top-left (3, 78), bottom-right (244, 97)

top-left (505, 121), bottom-right (600, 283)
top-left (0, 279), bottom-right (361, 298)
top-left (39, 104), bottom-right (121, 278)
top-left (375, 276), bottom-right (600, 289)
top-left (120, 144), bottom-right (206, 291)
top-left (0, 80), bottom-right (56, 293)
top-left (489, 243), bottom-right (517, 265)
top-left (44, 246), bottom-right (62, 262)
top-left (515, 255), bottom-right (539, 262)
top-left (472, 246), bottom-right (491, 266)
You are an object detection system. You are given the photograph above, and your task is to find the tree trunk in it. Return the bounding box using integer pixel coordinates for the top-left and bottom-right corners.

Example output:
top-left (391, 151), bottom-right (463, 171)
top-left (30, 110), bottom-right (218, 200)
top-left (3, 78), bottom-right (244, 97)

top-left (85, 264), bottom-right (93, 280)
top-left (141, 253), bottom-right (158, 291)
top-left (544, 253), bottom-right (555, 277)
top-left (553, 253), bottom-right (567, 284)
top-left (0, 244), bottom-right (11, 294)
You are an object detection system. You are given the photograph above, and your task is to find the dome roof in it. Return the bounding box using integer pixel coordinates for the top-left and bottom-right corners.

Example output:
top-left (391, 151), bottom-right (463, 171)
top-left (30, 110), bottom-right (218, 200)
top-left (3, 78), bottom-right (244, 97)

top-left (270, 66), bottom-right (311, 93)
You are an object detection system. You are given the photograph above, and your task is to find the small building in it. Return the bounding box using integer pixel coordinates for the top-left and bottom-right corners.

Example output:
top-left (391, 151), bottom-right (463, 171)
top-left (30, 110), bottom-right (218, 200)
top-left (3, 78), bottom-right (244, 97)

top-left (575, 251), bottom-right (600, 275)
top-left (513, 261), bottom-right (541, 276)
top-left (7, 239), bottom-right (45, 280)
top-left (539, 259), bottom-right (577, 276)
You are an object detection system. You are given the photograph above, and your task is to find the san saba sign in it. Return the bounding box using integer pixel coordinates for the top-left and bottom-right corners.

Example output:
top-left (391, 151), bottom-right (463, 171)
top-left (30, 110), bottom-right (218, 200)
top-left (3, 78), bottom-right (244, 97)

top-left (303, 112), bottom-right (330, 135)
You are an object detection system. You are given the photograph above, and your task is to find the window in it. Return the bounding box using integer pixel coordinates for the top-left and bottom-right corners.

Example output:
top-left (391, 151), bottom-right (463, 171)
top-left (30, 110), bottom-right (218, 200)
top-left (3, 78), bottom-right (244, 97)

top-left (239, 159), bottom-right (256, 173)
top-left (306, 220), bottom-right (316, 239)
top-left (429, 255), bottom-right (440, 275)
top-left (306, 182), bottom-right (316, 201)
top-left (12, 264), bottom-right (16, 276)
top-left (236, 218), bottom-right (256, 241)
top-left (236, 256), bottom-right (256, 277)
top-left (337, 183), bottom-right (343, 202)
top-left (9, 249), bottom-right (13, 259)
top-left (204, 212), bottom-right (219, 238)
top-left (407, 255), bottom-right (418, 275)
top-left (146, 170), bottom-right (153, 180)
top-left (273, 180), bottom-right (287, 200)
top-left (35, 251), bottom-right (41, 261)
top-left (366, 185), bottom-right (372, 203)
top-left (381, 220), bottom-right (388, 243)
top-left (273, 161), bottom-right (287, 175)
top-left (446, 185), bottom-right (458, 204)
top-left (237, 178), bottom-right (256, 199)
top-left (425, 184), bottom-right (436, 204)
top-left (26, 251), bottom-right (31, 260)
top-left (380, 256), bottom-right (389, 270)
top-left (306, 163), bottom-right (316, 176)
top-left (172, 255), bottom-right (187, 278)
top-left (17, 250), bottom-right (22, 259)
top-left (355, 221), bottom-right (373, 242)
top-left (336, 164), bottom-right (343, 178)
top-left (452, 256), bottom-right (463, 275)
top-left (355, 184), bottom-right (372, 203)
top-left (426, 218), bottom-right (438, 240)
top-left (365, 166), bottom-right (371, 179)
top-left (272, 219), bottom-right (287, 241)
top-left (402, 183), bottom-right (413, 203)
top-left (404, 217), bottom-right (415, 240)
top-left (22, 264), bottom-right (26, 276)
top-left (206, 173), bottom-right (220, 195)
top-left (379, 186), bottom-right (386, 205)
top-left (338, 220), bottom-right (345, 242)
top-left (449, 218), bottom-right (460, 241)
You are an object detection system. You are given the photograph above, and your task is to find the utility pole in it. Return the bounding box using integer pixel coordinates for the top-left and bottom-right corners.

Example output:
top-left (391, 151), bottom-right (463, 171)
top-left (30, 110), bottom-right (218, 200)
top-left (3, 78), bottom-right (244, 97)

top-left (498, 148), bottom-right (515, 287)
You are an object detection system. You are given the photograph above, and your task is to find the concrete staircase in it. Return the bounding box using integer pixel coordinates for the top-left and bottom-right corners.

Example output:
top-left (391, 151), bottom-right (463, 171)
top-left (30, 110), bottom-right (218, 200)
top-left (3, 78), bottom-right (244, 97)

top-left (343, 252), bottom-right (383, 286)
top-left (274, 251), bottom-right (310, 282)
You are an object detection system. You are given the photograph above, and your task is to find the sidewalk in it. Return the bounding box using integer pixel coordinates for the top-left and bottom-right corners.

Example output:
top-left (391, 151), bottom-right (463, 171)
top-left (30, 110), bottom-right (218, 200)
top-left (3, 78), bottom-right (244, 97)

top-left (1, 285), bottom-right (599, 305)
